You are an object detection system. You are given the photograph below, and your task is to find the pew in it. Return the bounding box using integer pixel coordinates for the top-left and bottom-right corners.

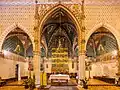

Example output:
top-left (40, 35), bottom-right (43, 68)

top-left (93, 76), bottom-right (115, 84)
top-left (0, 77), bottom-right (6, 87)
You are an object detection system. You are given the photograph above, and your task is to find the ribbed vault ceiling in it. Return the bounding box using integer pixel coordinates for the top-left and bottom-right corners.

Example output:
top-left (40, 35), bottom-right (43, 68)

top-left (2, 27), bottom-right (33, 57)
top-left (86, 27), bottom-right (118, 57)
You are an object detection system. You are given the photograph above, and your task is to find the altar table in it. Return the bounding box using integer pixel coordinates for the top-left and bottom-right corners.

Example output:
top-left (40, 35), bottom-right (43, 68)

top-left (49, 74), bottom-right (70, 83)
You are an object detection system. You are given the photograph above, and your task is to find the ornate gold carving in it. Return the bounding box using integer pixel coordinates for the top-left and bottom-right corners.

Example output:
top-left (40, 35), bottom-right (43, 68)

top-left (70, 4), bottom-right (82, 24)
top-left (37, 3), bottom-right (83, 26)
top-left (81, 26), bottom-right (86, 32)
top-left (34, 39), bottom-right (38, 44)
top-left (38, 4), bottom-right (57, 21)
top-left (35, 2), bottom-right (86, 54)
top-left (81, 39), bottom-right (86, 44)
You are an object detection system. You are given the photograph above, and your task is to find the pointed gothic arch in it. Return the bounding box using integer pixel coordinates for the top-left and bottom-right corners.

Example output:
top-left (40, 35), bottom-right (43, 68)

top-left (39, 4), bottom-right (80, 39)
top-left (0, 23), bottom-right (34, 52)
top-left (85, 23), bottom-right (120, 50)
top-left (37, 3), bottom-right (82, 74)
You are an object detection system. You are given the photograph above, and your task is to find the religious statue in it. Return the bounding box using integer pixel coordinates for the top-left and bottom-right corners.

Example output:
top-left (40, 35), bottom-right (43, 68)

top-left (57, 37), bottom-right (62, 51)
top-left (14, 44), bottom-right (21, 54)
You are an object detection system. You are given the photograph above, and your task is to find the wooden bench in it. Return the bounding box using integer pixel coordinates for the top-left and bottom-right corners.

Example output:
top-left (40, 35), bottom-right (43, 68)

top-left (0, 76), bottom-right (28, 86)
top-left (0, 77), bottom-right (6, 87)
top-left (93, 76), bottom-right (115, 84)
top-left (0, 80), bottom-right (6, 87)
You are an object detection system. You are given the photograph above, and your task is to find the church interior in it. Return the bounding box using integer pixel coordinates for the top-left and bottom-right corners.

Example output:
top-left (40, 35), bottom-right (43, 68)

top-left (0, 0), bottom-right (120, 90)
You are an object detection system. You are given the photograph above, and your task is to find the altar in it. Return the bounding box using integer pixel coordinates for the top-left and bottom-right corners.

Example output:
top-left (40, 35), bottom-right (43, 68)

top-left (49, 74), bottom-right (70, 83)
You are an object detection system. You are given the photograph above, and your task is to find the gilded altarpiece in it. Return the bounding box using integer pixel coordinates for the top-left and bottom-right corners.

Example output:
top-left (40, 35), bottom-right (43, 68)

top-left (51, 48), bottom-right (69, 73)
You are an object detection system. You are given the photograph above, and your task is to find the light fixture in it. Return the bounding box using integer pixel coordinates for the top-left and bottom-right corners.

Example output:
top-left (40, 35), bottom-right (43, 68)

top-left (112, 50), bottom-right (117, 56)
top-left (3, 50), bottom-right (8, 56)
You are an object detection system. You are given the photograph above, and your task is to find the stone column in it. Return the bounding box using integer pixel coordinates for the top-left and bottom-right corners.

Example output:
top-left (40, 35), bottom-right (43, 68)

top-left (78, 0), bottom-right (86, 85)
top-left (33, 0), bottom-right (41, 87)
top-left (33, 51), bottom-right (40, 87)
top-left (33, 21), bottom-right (41, 87)
top-left (78, 33), bottom-right (86, 85)
top-left (78, 53), bottom-right (85, 84)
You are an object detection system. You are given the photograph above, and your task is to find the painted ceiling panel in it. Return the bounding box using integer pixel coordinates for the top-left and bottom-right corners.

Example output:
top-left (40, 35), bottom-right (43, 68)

top-left (2, 36), bottom-right (25, 56)
top-left (86, 27), bottom-right (118, 57)
top-left (2, 28), bottom-right (33, 57)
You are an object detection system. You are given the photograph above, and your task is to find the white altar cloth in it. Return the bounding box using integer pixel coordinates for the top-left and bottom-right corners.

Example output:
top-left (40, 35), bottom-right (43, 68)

top-left (49, 74), bottom-right (70, 81)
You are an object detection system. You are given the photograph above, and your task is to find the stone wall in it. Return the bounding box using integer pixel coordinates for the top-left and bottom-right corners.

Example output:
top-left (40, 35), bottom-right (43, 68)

top-left (85, 5), bottom-right (120, 48)
top-left (0, 5), bottom-right (35, 51)
top-left (0, 56), bottom-right (28, 79)
top-left (90, 60), bottom-right (118, 78)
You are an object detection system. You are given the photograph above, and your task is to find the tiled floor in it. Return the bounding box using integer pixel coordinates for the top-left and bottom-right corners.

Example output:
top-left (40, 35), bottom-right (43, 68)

top-left (0, 81), bottom-right (25, 90)
top-left (87, 79), bottom-right (120, 90)
top-left (1, 79), bottom-right (120, 90)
